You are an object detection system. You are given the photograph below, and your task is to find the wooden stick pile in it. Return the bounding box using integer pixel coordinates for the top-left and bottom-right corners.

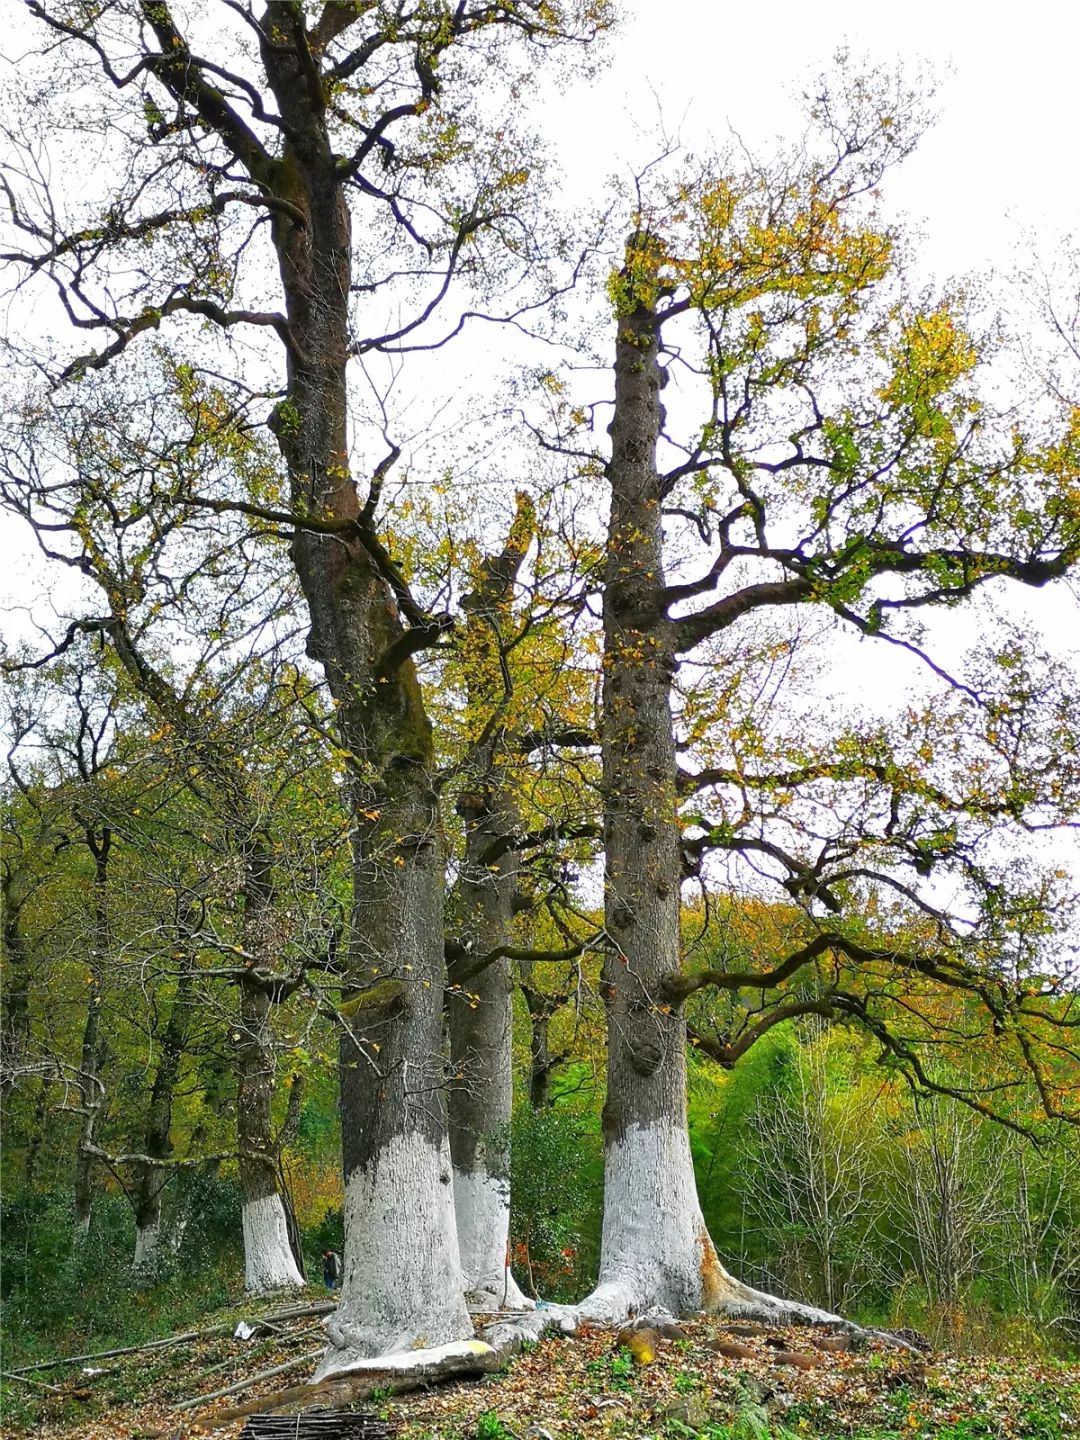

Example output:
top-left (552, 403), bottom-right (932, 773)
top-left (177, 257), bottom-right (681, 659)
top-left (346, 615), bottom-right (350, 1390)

top-left (240, 1413), bottom-right (395, 1439)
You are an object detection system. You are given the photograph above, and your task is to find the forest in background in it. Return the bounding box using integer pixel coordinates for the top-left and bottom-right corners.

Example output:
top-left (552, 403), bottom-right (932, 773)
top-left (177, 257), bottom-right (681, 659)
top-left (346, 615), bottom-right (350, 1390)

top-left (3, 706), bottom-right (1078, 1361)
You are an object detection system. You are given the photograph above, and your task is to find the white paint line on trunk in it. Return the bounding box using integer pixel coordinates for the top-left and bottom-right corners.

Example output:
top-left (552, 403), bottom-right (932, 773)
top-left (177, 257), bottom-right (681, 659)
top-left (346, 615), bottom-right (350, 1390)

top-left (317, 1131), bottom-right (473, 1378)
top-left (241, 1193), bottom-right (304, 1295)
top-left (453, 1168), bottom-right (532, 1309)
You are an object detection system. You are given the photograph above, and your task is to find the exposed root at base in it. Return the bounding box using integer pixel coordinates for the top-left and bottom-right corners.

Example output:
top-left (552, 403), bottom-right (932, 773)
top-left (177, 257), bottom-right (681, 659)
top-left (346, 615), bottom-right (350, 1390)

top-left (574, 1278), bottom-right (920, 1353)
top-left (711, 1279), bottom-right (922, 1352)
top-left (198, 1340), bottom-right (504, 1427)
top-left (477, 1302), bottom-right (576, 1353)
top-left (190, 1308), bottom-right (578, 1428)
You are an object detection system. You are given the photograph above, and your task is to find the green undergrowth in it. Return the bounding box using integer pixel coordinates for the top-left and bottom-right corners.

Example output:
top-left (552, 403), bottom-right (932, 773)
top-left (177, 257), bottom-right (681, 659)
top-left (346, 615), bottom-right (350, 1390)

top-left (0, 1183), bottom-right (246, 1365)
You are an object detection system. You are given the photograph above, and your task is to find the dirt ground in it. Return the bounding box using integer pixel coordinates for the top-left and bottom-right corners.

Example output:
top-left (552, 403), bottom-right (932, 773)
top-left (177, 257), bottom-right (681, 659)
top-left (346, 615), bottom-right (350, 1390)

top-left (7, 1305), bottom-right (1078, 1440)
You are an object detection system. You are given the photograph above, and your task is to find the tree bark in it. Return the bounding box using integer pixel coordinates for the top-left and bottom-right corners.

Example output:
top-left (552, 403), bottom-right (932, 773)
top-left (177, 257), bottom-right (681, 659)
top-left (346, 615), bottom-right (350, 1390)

top-left (521, 969), bottom-right (559, 1112)
top-left (132, 938), bottom-right (195, 1281)
top-left (578, 251), bottom-right (721, 1319)
top-left (448, 794), bottom-right (528, 1307)
top-left (257, 38), bottom-right (468, 1363)
top-left (447, 514), bottom-right (534, 1308)
top-left (236, 840), bottom-right (303, 1294)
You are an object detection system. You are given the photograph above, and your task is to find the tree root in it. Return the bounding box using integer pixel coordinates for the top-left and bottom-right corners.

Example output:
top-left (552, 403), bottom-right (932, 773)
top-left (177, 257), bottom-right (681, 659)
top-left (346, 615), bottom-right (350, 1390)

top-left (180, 1306), bottom-right (578, 1429)
top-left (197, 1341), bottom-right (506, 1427)
top-left (707, 1277), bottom-right (923, 1352)
top-left (574, 1267), bottom-right (921, 1353)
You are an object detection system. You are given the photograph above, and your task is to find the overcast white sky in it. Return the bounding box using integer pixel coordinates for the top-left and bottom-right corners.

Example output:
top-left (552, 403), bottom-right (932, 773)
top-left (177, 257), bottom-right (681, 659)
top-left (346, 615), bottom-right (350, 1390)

top-left (551, 0), bottom-right (1077, 283)
top-left (564, 1), bottom-right (1080, 686)
top-left (3, 0), bottom-right (1078, 699)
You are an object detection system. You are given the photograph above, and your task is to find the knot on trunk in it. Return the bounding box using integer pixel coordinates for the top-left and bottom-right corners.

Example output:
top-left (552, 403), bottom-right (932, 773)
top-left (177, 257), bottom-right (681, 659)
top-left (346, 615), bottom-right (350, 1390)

top-left (611, 900), bottom-right (634, 930)
top-left (630, 1039), bottom-right (663, 1076)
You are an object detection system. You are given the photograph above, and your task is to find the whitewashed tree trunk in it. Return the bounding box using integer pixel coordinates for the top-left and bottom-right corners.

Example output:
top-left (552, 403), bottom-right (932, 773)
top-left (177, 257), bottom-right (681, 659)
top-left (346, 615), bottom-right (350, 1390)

top-left (449, 928), bottom-right (530, 1308)
top-left (242, 1190), bottom-right (304, 1293)
top-left (576, 242), bottom-right (715, 1322)
top-left (319, 837), bottom-right (471, 1374)
top-left (581, 243), bottom-right (859, 1331)
top-left (258, 69), bottom-right (473, 1367)
top-left (581, 1122), bottom-right (721, 1321)
top-left (316, 1130), bottom-right (465, 1374)
top-left (132, 1170), bottom-right (165, 1285)
top-left (452, 1170), bottom-right (528, 1307)
top-left (447, 857), bottom-right (531, 1310)
top-left (131, 935), bottom-right (194, 1283)
top-left (448, 934), bottom-right (530, 1308)
top-left (447, 516), bottom-right (533, 1310)
top-left (235, 913), bottom-right (303, 1295)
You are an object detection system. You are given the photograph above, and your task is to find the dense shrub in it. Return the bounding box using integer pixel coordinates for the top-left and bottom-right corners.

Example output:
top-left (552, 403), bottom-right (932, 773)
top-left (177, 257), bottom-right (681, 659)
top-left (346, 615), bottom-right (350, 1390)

top-left (509, 1104), bottom-right (602, 1301)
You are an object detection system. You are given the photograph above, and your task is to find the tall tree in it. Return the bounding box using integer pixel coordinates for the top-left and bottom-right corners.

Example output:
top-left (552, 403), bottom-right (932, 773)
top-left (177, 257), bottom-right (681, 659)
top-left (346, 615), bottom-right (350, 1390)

top-left (447, 495), bottom-right (536, 1307)
top-left (3, 0), bottom-right (610, 1362)
top-left (563, 77), bottom-right (1080, 1321)
top-left (430, 483), bottom-right (601, 1303)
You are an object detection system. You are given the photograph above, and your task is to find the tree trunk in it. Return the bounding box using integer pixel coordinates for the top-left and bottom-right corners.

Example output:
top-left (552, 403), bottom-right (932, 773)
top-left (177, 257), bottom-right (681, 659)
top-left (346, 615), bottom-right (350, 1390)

top-left (259, 55), bottom-right (468, 1362)
top-left (235, 974), bottom-right (303, 1293)
top-left (132, 941), bottom-right (194, 1282)
top-left (24, 1076), bottom-right (50, 1187)
top-left (277, 1077), bottom-right (308, 1282)
top-left (447, 515), bottom-right (534, 1309)
top-left (320, 815), bottom-right (466, 1371)
top-left (74, 835), bottom-right (110, 1235)
top-left (521, 971), bottom-right (557, 1112)
top-left (580, 241), bottom-right (874, 1333)
top-left (448, 797), bottom-right (529, 1308)
top-left (578, 256), bottom-right (721, 1320)
top-left (236, 843), bottom-right (303, 1294)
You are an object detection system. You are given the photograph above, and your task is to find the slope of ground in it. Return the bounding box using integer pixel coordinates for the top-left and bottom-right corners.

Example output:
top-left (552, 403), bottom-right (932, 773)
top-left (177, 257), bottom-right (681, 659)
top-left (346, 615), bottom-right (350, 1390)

top-left (2, 1294), bottom-right (1076, 1440)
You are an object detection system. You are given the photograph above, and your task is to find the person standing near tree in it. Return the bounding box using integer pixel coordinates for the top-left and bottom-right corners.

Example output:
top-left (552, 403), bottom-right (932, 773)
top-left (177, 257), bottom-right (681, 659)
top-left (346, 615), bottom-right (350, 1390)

top-left (322, 1249), bottom-right (342, 1291)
